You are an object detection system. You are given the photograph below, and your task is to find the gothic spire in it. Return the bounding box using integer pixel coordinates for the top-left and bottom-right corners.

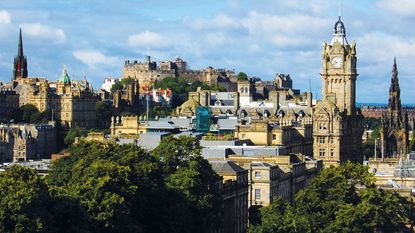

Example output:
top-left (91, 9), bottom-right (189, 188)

top-left (388, 57), bottom-right (402, 121)
top-left (12, 28), bottom-right (28, 80)
top-left (18, 28), bottom-right (23, 58)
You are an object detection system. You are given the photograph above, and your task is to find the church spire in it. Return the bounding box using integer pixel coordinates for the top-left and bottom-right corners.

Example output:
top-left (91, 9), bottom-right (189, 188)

top-left (18, 28), bottom-right (23, 58)
top-left (12, 28), bottom-right (28, 80)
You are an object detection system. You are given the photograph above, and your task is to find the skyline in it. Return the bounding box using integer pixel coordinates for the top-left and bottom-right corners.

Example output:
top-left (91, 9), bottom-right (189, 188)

top-left (0, 0), bottom-right (414, 103)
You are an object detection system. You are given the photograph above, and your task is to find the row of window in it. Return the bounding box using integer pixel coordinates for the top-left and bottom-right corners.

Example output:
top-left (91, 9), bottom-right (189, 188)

top-left (319, 148), bottom-right (335, 157)
top-left (318, 137), bottom-right (334, 144)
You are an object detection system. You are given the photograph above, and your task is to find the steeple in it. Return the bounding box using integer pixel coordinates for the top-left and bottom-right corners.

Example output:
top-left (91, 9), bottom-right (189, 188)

top-left (331, 6), bottom-right (348, 46)
top-left (18, 28), bottom-right (23, 57)
top-left (12, 28), bottom-right (28, 80)
top-left (388, 57), bottom-right (402, 125)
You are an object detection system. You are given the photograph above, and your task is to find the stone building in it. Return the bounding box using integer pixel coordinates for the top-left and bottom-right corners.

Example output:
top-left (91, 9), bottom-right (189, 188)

top-left (110, 115), bottom-right (146, 136)
top-left (176, 80), bottom-right (312, 120)
top-left (210, 160), bottom-right (248, 233)
top-left (123, 56), bottom-right (236, 89)
top-left (113, 79), bottom-right (140, 114)
top-left (380, 59), bottom-right (409, 158)
top-left (0, 88), bottom-right (19, 119)
top-left (0, 123), bottom-right (56, 162)
top-left (11, 67), bottom-right (97, 128)
top-left (313, 16), bottom-right (363, 166)
top-left (234, 118), bottom-right (313, 157)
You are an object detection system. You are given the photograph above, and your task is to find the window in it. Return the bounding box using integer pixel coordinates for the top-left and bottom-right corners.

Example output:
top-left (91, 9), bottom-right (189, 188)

top-left (255, 189), bottom-right (261, 200)
top-left (319, 149), bottom-right (326, 157)
top-left (330, 149), bottom-right (335, 157)
top-left (273, 134), bottom-right (277, 140)
top-left (330, 137), bottom-right (334, 144)
top-left (255, 172), bottom-right (261, 178)
top-left (319, 137), bottom-right (325, 144)
top-left (319, 123), bottom-right (327, 130)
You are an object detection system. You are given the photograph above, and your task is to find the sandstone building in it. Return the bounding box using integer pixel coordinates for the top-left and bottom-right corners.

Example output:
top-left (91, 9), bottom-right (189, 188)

top-left (0, 123), bottom-right (56, 162)
top-left (312, 16), bottom-right (363, 166)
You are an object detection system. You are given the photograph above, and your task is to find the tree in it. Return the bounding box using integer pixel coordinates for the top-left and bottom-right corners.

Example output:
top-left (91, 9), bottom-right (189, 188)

top-left (0, 165), bottom-right (52, 233)
top-left (47, 141), bottom-right (201, 233)
top-left (95, 101), bottom-right (114, 128)
top-left (166, 156), bottom-right (222, 233)
top-left (20, 104), bottom-right (39, 123)
top-left (152, 135), bottom-right (201, 174)
top-left (250, 162), bottom-right (414, 233)
top-left (237, 72), bottom-right (248, 81)
top-left (0, 165), bottom-right (90, 233)
top-left (110, 78), bottom-right (132, 93)
top-left (64, 127), bottom-right (88, 145)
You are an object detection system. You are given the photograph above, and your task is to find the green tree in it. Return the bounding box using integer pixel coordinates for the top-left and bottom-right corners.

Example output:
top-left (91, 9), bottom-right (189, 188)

top-left (152, 135), bottom-right (201, 174)
top-left (166, 155), bottom-right (222, 233)
top-left (95, 101), bottom-right (114, 128)
top-left (110, 78), bottom-right (133, 93)
top-left (0, 165), bottom-right (52, 233)
top-left (237, 72), bottom-right (248, 81)
top-left (250, 162), bottom-right (413, 233)
top-left (64, 127), bottom-right (88, 145)
top-left (47, 141), bottom-right (200, 233)
top-left (20, 104), bottom-right (39, 123)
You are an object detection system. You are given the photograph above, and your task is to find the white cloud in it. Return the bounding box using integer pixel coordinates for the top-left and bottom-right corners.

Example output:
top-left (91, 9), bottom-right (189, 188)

top-left (0, 10), bottom-right (11, 24)
top-left (128, 30), bottom-right (168, 48)
top-left (20, 23), bottom-right (65, 43)
top-left (73, 50), bottom-right (119, 68)
top-left (377, 0), bottom-right (415, 17)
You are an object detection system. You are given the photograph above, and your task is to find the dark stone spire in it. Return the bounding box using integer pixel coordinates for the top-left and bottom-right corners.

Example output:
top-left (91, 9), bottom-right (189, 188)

top-left (18, 28), bottom-right (23, 57)
top-left (388, 57), bottom-right (403, 129)
top-left (12, 28), bottom-right (28, 80)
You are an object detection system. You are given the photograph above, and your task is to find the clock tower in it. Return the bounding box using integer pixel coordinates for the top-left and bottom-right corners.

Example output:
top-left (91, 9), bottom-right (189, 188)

top-left (313, 16), bottom-right (362, 166)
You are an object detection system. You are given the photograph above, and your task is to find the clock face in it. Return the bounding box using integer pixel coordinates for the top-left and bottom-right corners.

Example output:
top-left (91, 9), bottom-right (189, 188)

top-left (331, 56), bottom-right (343, 68)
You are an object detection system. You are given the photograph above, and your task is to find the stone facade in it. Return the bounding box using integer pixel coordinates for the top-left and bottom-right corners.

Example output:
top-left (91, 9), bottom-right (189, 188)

top-left (123, 56), bottom-right (236, 88)
top-left (380, 59), bottom-right (409, 158)
top-left (0, 88), bottom-right (19, 119)
top-left (110, 115), bottom-right (146, 136)
top-left (11, 67), bottom-right (97, 128)
top-left (234, 118), bottom-right (313, 157)
top-left (113, 79), bottom-right (140, 115)
top-left (210, 160), bottom-right (248, 233)
top-left (0, 123), bottom-right (56, 162)
top-left (313, 16), bottom-right (363, 166)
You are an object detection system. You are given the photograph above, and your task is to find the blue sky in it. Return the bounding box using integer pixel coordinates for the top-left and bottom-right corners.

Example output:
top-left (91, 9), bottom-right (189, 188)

top-left (0, 0), bottom-right (415, 103)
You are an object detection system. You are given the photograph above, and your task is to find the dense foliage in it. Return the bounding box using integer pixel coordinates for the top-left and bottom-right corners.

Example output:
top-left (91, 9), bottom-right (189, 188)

top-left (95, 101), bottom-right (115, 128)
top-left (0, 104), bottom-right (51, 124)
top-left (0, 137), bottom-right (222, 233)
top-left (237, 72), bottom-right (249, 81)
top-left (63, 127), bottom-right (88, 145)
top-left (110, 78), bottom-right (133, 93)
top-left (153, 77), bottom-right (226, 108)
top-left (249, 162), bottom-right (415, 233)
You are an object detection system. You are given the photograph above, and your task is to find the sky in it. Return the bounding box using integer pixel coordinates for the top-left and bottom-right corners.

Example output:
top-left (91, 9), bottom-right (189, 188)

top-left (0, 0), bottom-right (415, 103)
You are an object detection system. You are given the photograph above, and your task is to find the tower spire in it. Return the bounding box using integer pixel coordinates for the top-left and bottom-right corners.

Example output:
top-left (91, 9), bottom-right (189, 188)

top-left (338, 3), bottom-right (341, 18)
top-left (18, 28), bottom-right (23, 57)
top-left (13, 28), bottom-right (28, 80)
